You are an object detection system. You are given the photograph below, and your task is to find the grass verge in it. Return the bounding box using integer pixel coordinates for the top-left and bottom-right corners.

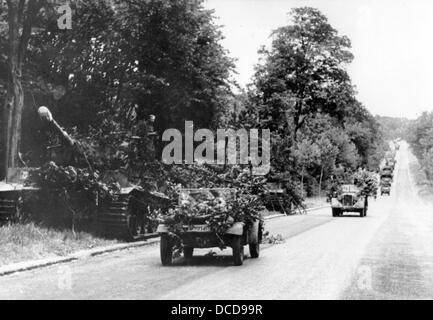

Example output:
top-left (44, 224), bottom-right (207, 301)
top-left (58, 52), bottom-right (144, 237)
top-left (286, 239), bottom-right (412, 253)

top-left (0, 223), bottom-right (118, 267)
top-left (407, 150), bottom-right (433, 204)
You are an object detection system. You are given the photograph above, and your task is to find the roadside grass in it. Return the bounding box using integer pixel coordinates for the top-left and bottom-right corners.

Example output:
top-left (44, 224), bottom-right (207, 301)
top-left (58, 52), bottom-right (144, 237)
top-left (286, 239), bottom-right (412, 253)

top-left (304, 196), bottom-right (327, 209)
top-left (407, 151), bottom-right (433, 204)
top-left (0, 223), bottom-right (118, 267)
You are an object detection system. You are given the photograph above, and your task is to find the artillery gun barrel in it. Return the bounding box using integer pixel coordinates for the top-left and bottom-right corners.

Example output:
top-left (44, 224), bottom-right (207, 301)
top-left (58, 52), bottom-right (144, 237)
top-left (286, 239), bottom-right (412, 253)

top-left (38, 106), bottom-right (93, 172)
top-left (38, 106), bottom-right (75, 147)
top-left (50, 118), bottom-right (76, 147)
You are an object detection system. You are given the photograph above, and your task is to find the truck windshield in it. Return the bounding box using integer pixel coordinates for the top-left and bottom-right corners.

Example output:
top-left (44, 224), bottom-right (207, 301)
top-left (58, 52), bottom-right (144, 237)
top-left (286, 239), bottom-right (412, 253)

top-left (341, 185), bottom-right (359, 193)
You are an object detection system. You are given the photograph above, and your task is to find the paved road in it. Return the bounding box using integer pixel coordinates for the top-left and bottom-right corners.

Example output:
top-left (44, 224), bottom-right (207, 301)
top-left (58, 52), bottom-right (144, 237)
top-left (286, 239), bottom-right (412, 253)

top-left (0, 142), bottom-right (432, 299)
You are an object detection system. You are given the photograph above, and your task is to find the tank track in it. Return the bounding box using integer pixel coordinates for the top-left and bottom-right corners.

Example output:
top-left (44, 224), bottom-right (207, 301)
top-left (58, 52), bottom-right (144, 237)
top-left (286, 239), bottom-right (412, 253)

top-left (0, 194), bottom-right (20, 225)
top-left (98, 194), bottom-right (148, 241)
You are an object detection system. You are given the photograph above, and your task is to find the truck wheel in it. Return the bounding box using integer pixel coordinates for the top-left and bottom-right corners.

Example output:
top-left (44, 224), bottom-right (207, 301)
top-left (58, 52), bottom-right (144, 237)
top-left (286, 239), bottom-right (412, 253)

top-left (232, 236), bottom-right (244, 266)
top-left (184, 247), bottom-right (193, 260)
top-left (249, 243), bottom-right (260, 258)
top-left (360, 209), bottom-right (365, 218)
top-left (160, 234), bottom-right (173, 266)
top-left (332, 208), bottom-right (340, 217)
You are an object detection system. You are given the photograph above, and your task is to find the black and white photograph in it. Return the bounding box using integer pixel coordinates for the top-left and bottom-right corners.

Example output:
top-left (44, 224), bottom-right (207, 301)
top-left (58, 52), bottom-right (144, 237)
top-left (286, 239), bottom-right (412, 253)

top-left (0, 0), bottom-right (431, 303)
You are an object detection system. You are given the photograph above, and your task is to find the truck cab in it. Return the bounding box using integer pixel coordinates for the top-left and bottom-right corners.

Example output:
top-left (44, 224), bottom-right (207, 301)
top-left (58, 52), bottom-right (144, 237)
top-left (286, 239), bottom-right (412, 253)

top-left (331, 184), bottom-right (368, 217)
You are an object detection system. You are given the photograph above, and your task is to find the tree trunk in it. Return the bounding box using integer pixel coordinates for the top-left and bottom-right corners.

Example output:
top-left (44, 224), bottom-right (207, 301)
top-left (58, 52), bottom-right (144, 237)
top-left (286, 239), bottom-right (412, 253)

top-left (2, 0), bottom-right (43, 180)
top-left (3, 1), bottom-right (22, 179)
top-left (300, 165), bottom-right (304, 198)
top-left (4, 63), bottom-right (24, 178)
top-left (318, 165), bottom-right (324, 198)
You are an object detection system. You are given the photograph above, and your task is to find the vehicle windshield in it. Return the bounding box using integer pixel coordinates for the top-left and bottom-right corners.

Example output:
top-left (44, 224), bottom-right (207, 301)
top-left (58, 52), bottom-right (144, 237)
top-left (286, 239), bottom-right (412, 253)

top-left (340, 185), bottom-right (359, 193)
top-left (178, 188), bottom-right (235, 206)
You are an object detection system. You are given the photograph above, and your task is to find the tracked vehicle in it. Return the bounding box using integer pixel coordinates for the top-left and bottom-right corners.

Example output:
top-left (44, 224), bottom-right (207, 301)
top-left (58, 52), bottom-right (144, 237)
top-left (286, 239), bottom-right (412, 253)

top-left (0, 168), bottom-right (38, 224)
top-left (37, 107), bottom-right (170, 240)
top-left (98, 170), bottom-right (170, 240)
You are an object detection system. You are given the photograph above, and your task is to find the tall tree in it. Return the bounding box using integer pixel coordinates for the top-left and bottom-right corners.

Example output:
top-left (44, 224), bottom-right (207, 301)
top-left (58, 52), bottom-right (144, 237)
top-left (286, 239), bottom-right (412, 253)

top-left (250, 7), bottom-right (354, 141)
top-left (1, 0), bottom-right (45, 179)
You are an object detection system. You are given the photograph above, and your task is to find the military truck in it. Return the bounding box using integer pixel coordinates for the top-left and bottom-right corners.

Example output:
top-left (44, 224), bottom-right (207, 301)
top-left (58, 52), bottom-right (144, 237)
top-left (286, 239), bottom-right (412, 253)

top-left (380, 181), bottom-right (391, 196)
top-left (331, 184), bottom-right (368, 217)
top-left (386, 159), bottom-right (396, 170)
top-left (381, 166), bottom-right (393, 180)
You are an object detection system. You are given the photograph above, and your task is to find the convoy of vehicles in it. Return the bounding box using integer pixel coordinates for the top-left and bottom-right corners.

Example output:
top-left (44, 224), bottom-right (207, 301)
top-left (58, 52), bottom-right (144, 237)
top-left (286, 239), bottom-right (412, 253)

top-left (2, 116), bottom-right (401, 266)
top-left (380, 150), bottom-right (397, 196)
top-left (330, 142), bottom-right (399, 217)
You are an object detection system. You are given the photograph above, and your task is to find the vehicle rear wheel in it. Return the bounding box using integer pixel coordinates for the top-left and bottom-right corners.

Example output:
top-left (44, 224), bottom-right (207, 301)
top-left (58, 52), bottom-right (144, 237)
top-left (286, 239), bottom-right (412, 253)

top-left (249, 243), bottom-right (260, 258)
top-left (232, 236), bottom-right (244, 266)
top-left (160, 234), bottom-right (173, 266)
top-left (360, 209), bottom-right (365, 217)
top-left (184, 246), bottom-right (193, 260)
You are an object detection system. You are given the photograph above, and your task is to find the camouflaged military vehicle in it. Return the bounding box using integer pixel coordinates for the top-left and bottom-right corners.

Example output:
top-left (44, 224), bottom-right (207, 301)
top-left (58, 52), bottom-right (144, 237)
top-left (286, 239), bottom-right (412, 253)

top-left (157, 188), bottom-right (263, 266)
top-left (36, 107), bottom-right (170, 240)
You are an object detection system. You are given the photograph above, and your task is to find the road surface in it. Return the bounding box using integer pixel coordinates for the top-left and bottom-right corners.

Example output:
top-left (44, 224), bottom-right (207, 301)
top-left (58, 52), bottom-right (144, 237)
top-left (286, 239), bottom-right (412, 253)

top-left (1, 142), bottom-right (433, 299)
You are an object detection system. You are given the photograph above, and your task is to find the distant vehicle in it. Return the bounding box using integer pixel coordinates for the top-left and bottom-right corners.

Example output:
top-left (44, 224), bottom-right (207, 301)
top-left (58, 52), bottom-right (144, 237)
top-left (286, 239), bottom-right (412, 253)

top-left (331, 184), bottom-right (368, 218)
top-left (386, 159), bottom-right (396, 170)
top-left (157, 188), bottom-right (263, 266)
top-left (381, 166), bottom-right (393, 180)
top-left (381, 184), bottom-right (391, 196)
top-left (262, 181), bottom-right (291, 214)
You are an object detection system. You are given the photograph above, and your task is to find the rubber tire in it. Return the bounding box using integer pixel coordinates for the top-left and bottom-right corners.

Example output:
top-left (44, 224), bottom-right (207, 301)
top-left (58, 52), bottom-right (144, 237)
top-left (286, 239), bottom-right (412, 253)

top-left (232, 236), bottom-right (244, 266)
top-left (249, 243), bottom-right (260, 258)
top-left (360, 209), bottom-right (365, 218)
top-left (160, 234), bottom-right (173, 266)
top-left (332, 208), bottom-right (340, 217)
top-left (184, 247), bottom-right (194, 260)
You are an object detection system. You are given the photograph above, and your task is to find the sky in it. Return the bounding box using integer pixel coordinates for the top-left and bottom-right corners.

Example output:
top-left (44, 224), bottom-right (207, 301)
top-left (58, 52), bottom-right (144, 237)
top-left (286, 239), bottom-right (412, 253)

top-left (204, 0), bottom-right (433, 119)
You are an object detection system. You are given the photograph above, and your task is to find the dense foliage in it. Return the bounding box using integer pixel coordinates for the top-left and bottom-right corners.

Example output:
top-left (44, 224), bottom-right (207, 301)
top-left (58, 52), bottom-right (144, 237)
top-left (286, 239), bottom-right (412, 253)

top-left (408, 112), bottom-right (433, 180)
top-left (0, 3), bottom-right (388, 234)
top-left (238, 7), bottom-right (384, 198)
top-left (1, 0), bottom-right (235, 169)
top-left (163, 169), bottom-right (265, 240)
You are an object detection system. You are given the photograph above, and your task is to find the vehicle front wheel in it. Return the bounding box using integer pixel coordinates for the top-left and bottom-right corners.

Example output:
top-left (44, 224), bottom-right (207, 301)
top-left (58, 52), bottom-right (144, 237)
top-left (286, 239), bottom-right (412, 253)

top-left (184, 247), bottom-right (193, 260)
top-left (160, 234), bottom-right (173, 266)
top-left (232, 236), bottom-right (244, 266)
top-left (249, 243), bottom-right (260, 258)
top-left (332, 208), bottom-right (340, 217)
